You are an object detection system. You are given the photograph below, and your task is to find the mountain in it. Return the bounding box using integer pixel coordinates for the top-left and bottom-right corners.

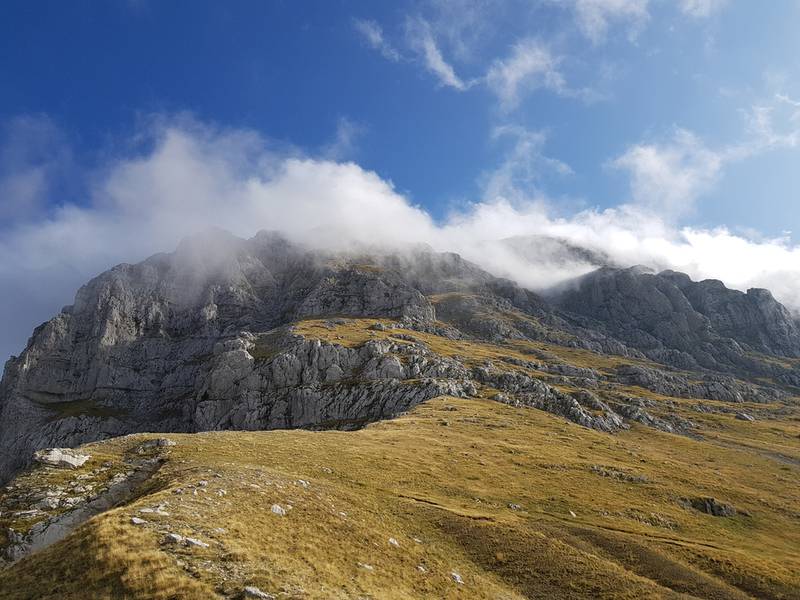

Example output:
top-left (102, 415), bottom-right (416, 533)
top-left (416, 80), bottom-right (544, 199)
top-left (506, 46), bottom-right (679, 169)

top-left (549, 266), bottom-right (800, 372)
top-left (0, 230), bottom-right (798, 598)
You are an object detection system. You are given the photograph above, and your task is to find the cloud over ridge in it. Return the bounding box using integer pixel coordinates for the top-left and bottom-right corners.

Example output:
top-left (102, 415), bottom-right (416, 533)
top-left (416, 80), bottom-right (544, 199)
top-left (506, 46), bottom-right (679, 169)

top-left (1, 116), bottom-right (800, 361)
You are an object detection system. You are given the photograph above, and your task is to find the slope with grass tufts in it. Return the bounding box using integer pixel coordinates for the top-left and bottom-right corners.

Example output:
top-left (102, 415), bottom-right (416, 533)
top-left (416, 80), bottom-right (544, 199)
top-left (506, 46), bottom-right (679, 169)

top-left (1, 394), bottom-right (798, 599)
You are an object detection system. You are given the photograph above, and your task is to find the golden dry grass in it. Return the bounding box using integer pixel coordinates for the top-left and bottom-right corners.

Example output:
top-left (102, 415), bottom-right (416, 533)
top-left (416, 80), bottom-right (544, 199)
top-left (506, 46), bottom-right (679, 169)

top-left (1, 395), bottom-right (798, 599)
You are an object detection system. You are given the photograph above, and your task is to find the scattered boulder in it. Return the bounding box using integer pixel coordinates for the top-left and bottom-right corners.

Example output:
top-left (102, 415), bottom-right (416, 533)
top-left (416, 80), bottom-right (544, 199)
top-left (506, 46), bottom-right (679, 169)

top-left (136, 438), bottom-right (177, 454)
top-left (243, 587), bottom-right (275, 599)
top-left (271, 504), bottom-right (286, 516)
top-left (35, 497), bottom-right (61, 510)
top-left (33, 448), bottom-right (91, 469)
top-left (164, 533), bottom-right (184, 544)
top-left (735, 413), bottom-right (756, 422)
top-left (684, 497), bottom-right (737, 517)
top-left (130, 517), bottom-right (147, 526)
top-left (451, 571), bottom-right (464, 584)
top-left (185, 537), bottom-right (209, 548)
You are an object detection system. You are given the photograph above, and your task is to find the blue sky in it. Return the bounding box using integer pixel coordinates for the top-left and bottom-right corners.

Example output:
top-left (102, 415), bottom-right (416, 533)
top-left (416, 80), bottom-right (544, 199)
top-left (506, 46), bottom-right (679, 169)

top-left (1, 0), bottom-right (800, 360)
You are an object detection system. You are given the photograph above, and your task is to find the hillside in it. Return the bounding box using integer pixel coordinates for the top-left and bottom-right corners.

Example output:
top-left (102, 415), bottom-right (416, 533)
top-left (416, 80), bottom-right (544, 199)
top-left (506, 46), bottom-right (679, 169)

top-left (0, 393), bottom-right (798, 599)
top-left (0, 231), bottom-right (799, 598)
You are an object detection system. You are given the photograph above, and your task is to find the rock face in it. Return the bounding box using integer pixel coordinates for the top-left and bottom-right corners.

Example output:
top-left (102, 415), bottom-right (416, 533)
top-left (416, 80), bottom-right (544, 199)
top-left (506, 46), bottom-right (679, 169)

top-left (1, 230), bottom-right (799, 484)
top-left (551, 266), bottom-right (800, 372)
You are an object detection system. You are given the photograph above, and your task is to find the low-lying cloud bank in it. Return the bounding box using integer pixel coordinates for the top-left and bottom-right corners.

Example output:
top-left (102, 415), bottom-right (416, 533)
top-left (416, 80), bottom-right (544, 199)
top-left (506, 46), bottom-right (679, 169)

top-left (1, 117), bottom-right (799, 360)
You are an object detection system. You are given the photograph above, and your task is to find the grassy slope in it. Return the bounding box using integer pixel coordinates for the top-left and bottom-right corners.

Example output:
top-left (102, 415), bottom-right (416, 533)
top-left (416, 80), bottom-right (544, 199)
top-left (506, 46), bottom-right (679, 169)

top-left (1, 315), bottom-right (799, 599)
top-left (1, 396), bottom-right (798, 599)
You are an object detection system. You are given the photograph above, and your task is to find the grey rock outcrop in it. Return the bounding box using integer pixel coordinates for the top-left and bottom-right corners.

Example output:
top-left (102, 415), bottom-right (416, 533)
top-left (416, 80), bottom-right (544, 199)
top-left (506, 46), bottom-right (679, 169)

top-left (33, 448), bottom-right (91, 469)
top-left (551, 266), bottom-right (800, 373)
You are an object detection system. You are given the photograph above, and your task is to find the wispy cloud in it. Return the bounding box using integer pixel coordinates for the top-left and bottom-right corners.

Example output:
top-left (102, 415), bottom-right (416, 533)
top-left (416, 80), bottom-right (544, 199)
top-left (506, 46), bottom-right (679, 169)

top-left (321, 117), bottom-right (366, 161)
top-left (0, 115), bottom-right (74, 223)
top-left (613, 93), bottom-right (800, 219)
top-left (571, 0), bottom-right (650, 44)
top-left (405, 17), bottom-right (469, 91)
top-left (679, 0), bottom-right (728, 18)
top-left (740, 93), bottom-right (800, 152)
top-left (612, 128), bottom-right (723, 219)
top-left (485, 40), bottom-right (567, 110)
top-left (483, 125), bottom-right (573, 202)
top-left (353, 19), bottom-right (401, 62)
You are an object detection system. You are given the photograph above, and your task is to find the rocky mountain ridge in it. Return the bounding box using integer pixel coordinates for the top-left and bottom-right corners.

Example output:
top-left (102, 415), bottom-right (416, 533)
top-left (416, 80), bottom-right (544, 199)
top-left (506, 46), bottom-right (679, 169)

top-left (1, 230), bottom-right (799, 484)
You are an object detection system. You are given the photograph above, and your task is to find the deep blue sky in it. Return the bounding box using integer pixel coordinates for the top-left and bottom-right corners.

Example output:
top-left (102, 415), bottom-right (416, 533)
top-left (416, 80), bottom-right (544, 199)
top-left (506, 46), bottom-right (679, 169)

top-left (2, 1), bottom-right (799, 230)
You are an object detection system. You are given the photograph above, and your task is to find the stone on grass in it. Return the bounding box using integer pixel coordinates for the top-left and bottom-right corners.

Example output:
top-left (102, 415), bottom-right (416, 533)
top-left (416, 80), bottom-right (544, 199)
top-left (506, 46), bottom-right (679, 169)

top-left (271, 504), bottom-right (286, 516)
top-left (451, 571), bottom-right (464, 584)
top-left (243, 586), bottom-right (275, 599)
top-left (131, 517), bottom-right (147, 525)
top-left (185, 537), bottom-right (209, 548)
top-left (735, 413), bottom-right (755, 422)
top-left (686, 497), bottom-right (737, 517)
top-left (388, 537), bottom-right (400, 547)
top-left (164, 533), bottom-right (184, 544)
top-left (136, 438), bottom-right (176, 454)
top-left (35, 497), bottom-right (61, 510)
top-left (33, 448), bottom-right (91, 469)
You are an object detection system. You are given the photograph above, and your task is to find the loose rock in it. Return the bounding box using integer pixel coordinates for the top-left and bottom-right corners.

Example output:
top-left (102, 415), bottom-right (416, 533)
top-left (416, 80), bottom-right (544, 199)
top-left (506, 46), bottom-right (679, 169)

top-left (33, 448), bottom-right (91, 469)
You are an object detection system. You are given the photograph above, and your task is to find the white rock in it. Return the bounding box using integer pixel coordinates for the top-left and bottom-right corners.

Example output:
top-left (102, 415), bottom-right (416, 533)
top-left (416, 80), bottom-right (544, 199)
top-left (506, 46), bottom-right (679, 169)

top-left (271, 504), bottom-right (286, 516)
top-left (164, 533), bottom-right (184, 544)
top-left (243, 587), bottom-right (275, 599)
top-left (131, 517), bottom-right (147, 525)
top-left (357, 562), bottom-right (374, 571)
top-left (388, 537), bottom-right (400, 547)
top-left (185, 537), bottom-right (209, 548)
top-left (33, 448), bottom-right (91, 469)
top-left (35, 497), bottom-right (60, 510)
top-left (451, 571), bottom-right (464, 584)
top-left (569, 510), bottom-right (577, 518)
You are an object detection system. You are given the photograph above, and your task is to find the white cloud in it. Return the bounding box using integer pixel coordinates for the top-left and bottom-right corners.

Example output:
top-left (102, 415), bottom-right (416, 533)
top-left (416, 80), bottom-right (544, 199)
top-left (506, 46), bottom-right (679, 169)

top-left (3, 117), bottom-right (800, 362)
top-left (406, 17), bottom-right (469, 90)
top-left (572, 0), bottom-right (650, 44)
top-left (612, 128), bottom-right (723, 219)
top-left (321, 117), bottom-right (366, 160)
top-left (0, 115), bottom-right (74, 223)
top-left (483, 125), bottom-right (572, 202)
top-left (741, 94), bottom-right (800, 152)
top-left (679, 0), bottom-right (728, 18)
top-left (612, 94), bottom-right (800, 220)
top-left (485, 40), bottom-right (567, 110)
top-left (353, 19), bottom-right (401, 62)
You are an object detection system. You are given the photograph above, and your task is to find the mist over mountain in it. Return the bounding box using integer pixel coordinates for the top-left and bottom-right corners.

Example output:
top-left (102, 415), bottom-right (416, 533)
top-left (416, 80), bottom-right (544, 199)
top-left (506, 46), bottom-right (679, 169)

top-left (3, 120), bottom-right (800, 366)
